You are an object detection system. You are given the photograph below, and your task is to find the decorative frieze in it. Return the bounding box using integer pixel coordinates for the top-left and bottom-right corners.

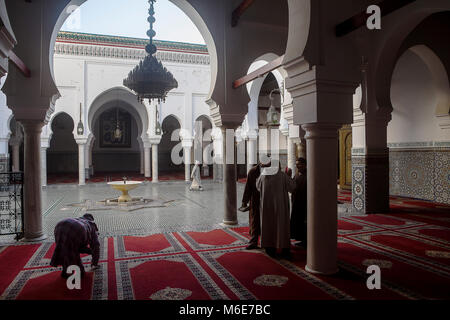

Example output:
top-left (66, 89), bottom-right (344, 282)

top-left (54, 42), bottom-right (210, 65)
top-left (388, 141), bottom-right (450, 149)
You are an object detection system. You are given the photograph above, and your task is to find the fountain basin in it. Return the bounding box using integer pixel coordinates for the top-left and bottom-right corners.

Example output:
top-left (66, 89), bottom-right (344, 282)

top-left (108, 181), bottom-right (143, 202)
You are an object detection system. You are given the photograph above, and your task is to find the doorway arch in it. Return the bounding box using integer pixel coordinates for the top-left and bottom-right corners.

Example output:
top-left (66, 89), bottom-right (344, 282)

top-left (47, 112), bottom-right (78, 174)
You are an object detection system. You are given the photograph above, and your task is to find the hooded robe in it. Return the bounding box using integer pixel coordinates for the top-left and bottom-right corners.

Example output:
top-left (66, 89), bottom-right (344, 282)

top-left (256, 166), bottom-right (296, 249)
top-left (50, 215), bottom-right (100, 274)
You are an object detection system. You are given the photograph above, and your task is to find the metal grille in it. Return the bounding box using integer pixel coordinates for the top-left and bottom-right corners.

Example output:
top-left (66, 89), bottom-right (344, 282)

top-left (0, 172), bottom-right (24, 240)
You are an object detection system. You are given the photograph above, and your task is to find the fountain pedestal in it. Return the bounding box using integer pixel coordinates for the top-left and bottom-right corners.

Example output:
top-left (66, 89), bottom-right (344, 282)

top-left (107, 181), bottom-right (142, 203)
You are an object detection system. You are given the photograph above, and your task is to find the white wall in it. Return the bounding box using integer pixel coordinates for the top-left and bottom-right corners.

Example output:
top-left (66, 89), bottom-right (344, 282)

top-left (51, 43), bottom-right (212, 141)
top-left (388, 49), bottom-right (450, 144)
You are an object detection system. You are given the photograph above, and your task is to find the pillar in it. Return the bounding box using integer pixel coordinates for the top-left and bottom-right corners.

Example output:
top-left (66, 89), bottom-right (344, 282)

top-left (144, 146), bottom-right (151, 178)
top-left (40, 147), bottom-right (47, 187)
top-left (222, 127), bottom-right (238, 225)
top-left (84, 141), bottom-right (90, 180)
top-left (303, 123), bottom-right (341, 275)
top-left (88, 138), bottom-right (95, 176)
top-left (351, 114), bottom-right (390, 214)
top-left (246, 136), bottom-right (257, 173)
top-left (77, 142), bottom-right (86, 186)
top-left (152, 144), bottom-right (159, 183)
top-left (211, 130), bottom-right (223, 182)
top-left (0, 137), bottom-right (8, 173)
top-left (287, 137), bottom-right (296, 177)
top-left (140, 147), bottom-right (144, 175)
top-left (21, 120), bottom-right (47, 241)
top-left (11, 143), bottom-right (20, 172)
top-left (184, 146), bottom-right (192, 182)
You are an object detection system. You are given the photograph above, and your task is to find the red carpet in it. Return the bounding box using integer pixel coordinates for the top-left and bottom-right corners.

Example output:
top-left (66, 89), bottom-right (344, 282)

top-left (1, 200), bottom-right (449, 300)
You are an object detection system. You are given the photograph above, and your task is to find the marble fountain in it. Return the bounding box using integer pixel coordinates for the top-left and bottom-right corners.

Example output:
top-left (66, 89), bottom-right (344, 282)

top-left (108, 180), bottom-right (143, 203)
top-left (66, 178), bottom-right (178, 212)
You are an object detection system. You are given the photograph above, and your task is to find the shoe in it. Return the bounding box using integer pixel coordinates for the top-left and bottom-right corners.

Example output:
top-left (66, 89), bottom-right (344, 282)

top-left (245, 243), bottom-right (258, 250)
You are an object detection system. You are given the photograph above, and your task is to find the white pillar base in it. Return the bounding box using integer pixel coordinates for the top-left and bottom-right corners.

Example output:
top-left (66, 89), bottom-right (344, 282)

top-left (305, 264), bottom-right (339, 275)
top-left (20, 234), bottom-right (48, 242)
top-left (220, 220), bottom-right (238, 227)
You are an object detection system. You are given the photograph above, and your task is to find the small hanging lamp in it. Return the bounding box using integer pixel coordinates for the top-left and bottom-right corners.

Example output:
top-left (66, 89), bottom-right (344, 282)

top-left (266, 89), bottom-right (280, 126)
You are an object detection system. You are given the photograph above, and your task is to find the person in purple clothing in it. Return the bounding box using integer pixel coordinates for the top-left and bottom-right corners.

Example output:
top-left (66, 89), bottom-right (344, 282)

top-left (50, 213), bottom-right (100, 278)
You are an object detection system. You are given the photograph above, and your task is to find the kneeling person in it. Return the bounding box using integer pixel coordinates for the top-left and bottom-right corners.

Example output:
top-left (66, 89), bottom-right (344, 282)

top-left (50, 213), bottom-right (100, 278)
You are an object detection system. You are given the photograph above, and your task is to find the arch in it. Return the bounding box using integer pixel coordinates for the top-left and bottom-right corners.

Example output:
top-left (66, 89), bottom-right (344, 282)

top-left (245, 53), bottom-right (288, 131)
top-left (409, 45), bottom-right (450, 122)
top-left (283, 0), bottom-right (311, 66)
top-left (195, 114), bottom-right (213, 129)
top-left (374, 5), bottom-right (450, 112)
top-left (48, 110), bottom-right (77, 142)
top-left (6, 114), bottom-right (14, 134)
top-left (51, 0), bottom-right (217, 106)
top-left (160, 115), bottom-right (183, 173)
top-left (161, 113), bottom-right (183, 130)
top-left (48, 112), bottom-right (78, 174)
top-left (388, 45), bottom-right (450, 142)
top-left (88, 87), bottom-right (148, 138)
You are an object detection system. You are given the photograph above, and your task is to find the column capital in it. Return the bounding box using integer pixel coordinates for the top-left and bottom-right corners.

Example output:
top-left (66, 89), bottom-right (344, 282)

top-left (245, 129), bottom-right (258, 141)
top-left (182, 138), bottom-right (193, 148)
top-left (280, 128), bottom-right (289, 137)
top-left (302, 123), bottom-right (341, 140)
top-left (75, 138), bottom-right (88, 145)
top-left (20, 120), bottom-right (45, 133)
top-left (148, 135), bottom-right (162, 145)
top-left (8, 137), bottom-right (22, 147)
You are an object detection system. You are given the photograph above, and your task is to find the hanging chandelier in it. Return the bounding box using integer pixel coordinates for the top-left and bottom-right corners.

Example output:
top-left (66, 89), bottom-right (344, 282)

top-left (123, 0), bottom-right (178, 103)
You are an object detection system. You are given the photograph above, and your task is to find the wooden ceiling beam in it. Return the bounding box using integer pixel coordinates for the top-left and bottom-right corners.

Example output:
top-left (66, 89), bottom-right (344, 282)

top-left (232, 0), bottom-right (256, 27)
top-left (335, 0), bottom-right (417, 37)
top-left (9, 51), bottom-right (31, 78)
top-left (233, 55), bottom-right (284, 89)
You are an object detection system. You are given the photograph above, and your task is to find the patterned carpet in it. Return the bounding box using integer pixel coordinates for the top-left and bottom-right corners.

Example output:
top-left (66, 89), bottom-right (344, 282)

top-left (0, 198), bottom-right (449, 300)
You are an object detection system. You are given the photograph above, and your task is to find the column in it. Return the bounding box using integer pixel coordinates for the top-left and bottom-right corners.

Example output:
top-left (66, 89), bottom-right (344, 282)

top-left (11, 143), bottom-right (20, 172)
top-left (144, 146), bottom-right (151, 178)
top-left (77, 142), bottom-right (86, 186)
top-left (40, 147), bottom-right (47, 187)
top-left (302, 123), bottom-right (341, 275)
top-left (222, 127), bottom-right (238, 225)
top-left (298, 140), bottom-right (307, 159)
top-left (0, 137), bottom-right (9, 173)
top-left (138, 138), bottom-right (144, 175)
top-left (211, 130), bottom-right (223, 182)
top-left (89, 139), bottom-right (95, 176)
top-left (184, 146), bottom-right (192, 182)
top-left (21, 120), bottom-right (47, 241)
top-left (84, 141), bottom-right (90, 180)
top-left (287, 137), bottom-right (296, 176)
top-left (352, 113), bottom-right (390, 214)
top-left (246, 136), bottom-right (257, 173)
top-left (152, 144), bottom-right (158, 183)
top-left (140, 147), bottom-right (144, 175)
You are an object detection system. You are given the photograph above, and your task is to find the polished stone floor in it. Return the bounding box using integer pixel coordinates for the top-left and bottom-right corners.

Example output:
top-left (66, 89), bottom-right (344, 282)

top-left (41, 180), bottom-right (248, 239)
top-left (0, 180), bottom-right (354, 244)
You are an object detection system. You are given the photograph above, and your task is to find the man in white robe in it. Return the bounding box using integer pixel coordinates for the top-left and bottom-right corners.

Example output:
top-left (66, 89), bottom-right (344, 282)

top-left (256, 159), bottom-right (296, 259)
